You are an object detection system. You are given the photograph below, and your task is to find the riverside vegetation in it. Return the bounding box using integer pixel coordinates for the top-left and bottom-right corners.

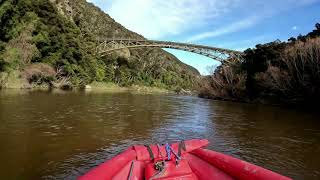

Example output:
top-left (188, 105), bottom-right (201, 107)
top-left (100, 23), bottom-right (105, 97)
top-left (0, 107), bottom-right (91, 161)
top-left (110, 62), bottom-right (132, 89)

top-left (0, 0), bottom-right (200, 91)
top-left (1, 0), bottom-right (319, 106)
top-left (200, 23), bottom-right (320, 106)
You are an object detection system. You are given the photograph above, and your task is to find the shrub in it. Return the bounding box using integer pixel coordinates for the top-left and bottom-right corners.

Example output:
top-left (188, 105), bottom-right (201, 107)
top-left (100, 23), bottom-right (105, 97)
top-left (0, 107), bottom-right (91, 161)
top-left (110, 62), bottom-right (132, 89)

top-left (0, 48), bottom-right (21, 71)
top-left (256, 37), bottom-right (320, 103)
top-left (0, 72), bottom-right (8, 88)
top-left (23, 63), bottom-right (56, 85)
top-left (200, 63), bottom-right (246, 100)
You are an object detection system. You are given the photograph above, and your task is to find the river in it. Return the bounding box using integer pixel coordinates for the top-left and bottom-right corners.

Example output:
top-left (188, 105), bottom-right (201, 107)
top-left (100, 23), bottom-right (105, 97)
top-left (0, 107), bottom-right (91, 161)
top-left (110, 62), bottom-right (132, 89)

top-left (0, 90), bottom-right (319, 179)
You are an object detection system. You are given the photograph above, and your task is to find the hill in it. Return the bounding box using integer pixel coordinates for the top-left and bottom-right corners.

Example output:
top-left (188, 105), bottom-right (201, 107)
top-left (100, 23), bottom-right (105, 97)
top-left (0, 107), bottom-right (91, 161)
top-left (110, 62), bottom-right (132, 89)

top-left (0, 0), bottom-right (200, 90)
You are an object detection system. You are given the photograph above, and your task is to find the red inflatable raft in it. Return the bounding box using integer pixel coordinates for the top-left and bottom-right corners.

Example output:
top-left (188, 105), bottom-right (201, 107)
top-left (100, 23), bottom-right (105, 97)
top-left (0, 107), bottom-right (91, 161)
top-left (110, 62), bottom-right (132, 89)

top-left (79, 139), bottom-right (291, 180)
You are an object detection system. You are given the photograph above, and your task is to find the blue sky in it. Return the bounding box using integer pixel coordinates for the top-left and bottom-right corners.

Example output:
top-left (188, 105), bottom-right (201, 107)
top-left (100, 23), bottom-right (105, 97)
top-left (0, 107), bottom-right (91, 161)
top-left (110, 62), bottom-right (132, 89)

top-left (88, 0), bottom-right (320, 74)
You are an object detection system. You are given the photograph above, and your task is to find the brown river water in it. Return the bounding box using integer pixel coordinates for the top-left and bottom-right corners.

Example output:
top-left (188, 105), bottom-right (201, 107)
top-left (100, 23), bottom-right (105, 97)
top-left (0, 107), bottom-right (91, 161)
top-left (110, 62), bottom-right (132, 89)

top-left (0, 90), bottom-right (320, 180)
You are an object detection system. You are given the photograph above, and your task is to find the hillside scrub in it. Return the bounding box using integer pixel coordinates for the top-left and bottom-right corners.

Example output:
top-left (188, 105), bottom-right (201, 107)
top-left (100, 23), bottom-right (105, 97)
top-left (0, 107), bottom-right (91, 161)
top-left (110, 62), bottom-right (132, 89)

top-left (0, 0), bottom-right (200, 91)
top-left (23, 63), bottom-right (56, 85)
top-left (199, 62), bottom-right (247, 101)
top-left (256, 38), bottom-right (320, 104)
top-left (200, 23), bottom-right (320, 106)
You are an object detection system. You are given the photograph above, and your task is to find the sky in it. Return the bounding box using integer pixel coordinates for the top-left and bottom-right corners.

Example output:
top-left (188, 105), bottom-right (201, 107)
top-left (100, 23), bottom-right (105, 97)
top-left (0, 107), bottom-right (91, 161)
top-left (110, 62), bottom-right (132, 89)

top-left (87, 0), bottom-right (320, 74)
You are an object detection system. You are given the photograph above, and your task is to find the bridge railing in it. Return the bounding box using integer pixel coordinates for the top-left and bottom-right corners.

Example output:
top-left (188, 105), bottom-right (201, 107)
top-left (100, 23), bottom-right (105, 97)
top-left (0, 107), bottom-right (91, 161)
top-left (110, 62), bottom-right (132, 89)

top-left (97, 38), bottom-right (244, 63)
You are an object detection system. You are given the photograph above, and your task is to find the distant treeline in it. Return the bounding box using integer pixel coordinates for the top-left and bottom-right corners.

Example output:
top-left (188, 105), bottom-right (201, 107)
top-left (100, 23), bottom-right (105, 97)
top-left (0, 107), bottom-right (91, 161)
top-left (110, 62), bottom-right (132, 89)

top-left (200, 23), bottom-right (320, 106)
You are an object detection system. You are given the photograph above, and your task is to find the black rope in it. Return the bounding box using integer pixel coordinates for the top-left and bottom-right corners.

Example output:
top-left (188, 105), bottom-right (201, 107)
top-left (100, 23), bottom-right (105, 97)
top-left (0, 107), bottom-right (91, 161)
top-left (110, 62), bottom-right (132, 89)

top-left (127, 161), bottom-right (134, 180)
top-left (157, 144), bottom-right (164, 161)
top-left (145, 145), bottom-right (154, 161)
top-left (178, 140), bottom-right (186, 157)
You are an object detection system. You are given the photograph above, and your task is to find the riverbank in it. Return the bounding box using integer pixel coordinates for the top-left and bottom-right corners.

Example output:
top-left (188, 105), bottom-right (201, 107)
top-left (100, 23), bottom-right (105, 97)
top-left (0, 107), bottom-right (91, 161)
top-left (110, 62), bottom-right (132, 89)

top-left (87, 82), bottom-right (172, 94)
top-left (199, 24), bottom-right (320, 107)
top-left (0, 0), bottom-right (200, 95)
top-left (0, 79), bottom-right (175, 95)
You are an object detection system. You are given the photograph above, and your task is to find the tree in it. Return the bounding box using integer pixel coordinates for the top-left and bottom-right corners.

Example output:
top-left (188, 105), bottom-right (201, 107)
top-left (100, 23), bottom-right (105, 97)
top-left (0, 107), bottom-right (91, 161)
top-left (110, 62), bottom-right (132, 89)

top-left (288, 37), bottom-right (296, 42)
top-left (297, 34), bottom-right (306, 41)
top-left (316, 23), bottom-right (320, 30)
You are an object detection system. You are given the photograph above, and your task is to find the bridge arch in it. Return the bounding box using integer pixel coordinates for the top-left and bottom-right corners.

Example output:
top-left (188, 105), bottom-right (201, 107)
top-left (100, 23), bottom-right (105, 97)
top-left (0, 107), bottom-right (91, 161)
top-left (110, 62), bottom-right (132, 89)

top-left (96, 39), bottom-right (243, 63)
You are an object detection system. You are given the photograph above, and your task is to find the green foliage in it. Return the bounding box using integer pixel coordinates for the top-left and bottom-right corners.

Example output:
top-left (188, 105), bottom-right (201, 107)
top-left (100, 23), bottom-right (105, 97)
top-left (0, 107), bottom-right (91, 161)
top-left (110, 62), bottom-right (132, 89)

top-left (240, 23), bottom-right (320, 100)
top-left (0, 0), bottom-right (200, 90)
top-left (0, 41), bottom-right (6, 71)
top-left (0, 0), bottom-right (99, 86)
top-left (242, 41), bottom-right (286, 97)
top-left (202, 22), bottom-right (320, 105)
top-left (0, 48), bottom-right (21, 71)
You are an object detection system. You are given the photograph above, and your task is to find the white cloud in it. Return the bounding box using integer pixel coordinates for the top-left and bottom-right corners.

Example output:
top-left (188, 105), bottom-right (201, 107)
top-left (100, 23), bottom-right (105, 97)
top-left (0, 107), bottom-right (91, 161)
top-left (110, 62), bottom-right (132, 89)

top-left (292, 26), bottom-right (298, 30)
top-left (186, 16), bottom-right (259, 42)
top-left (222, 35), bottom-right (274, 51)
top-left (90, 0), bottom-right (238, 39)
top-left (88, 0), bottom-right (317, 41)
top-left (185, 0), bottom-right (317, 42)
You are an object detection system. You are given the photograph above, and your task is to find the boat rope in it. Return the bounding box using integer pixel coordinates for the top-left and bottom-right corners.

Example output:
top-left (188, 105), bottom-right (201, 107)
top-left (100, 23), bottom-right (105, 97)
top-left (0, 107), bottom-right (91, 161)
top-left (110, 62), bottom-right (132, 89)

top-left (169, 146), bottom-right (180, 160)
top-left (150, 142), bottom-right (184, 179)
top-left (168, 145), bottom-right (181, 165)
top-left (145, 145), bottom-right (155, 161)
top-left (154, 144), bottom-right (165, 171)
top-left (157, 144), bottom-right (165, 163)
top-left (127, 161), bottom-right (134, 180)
top-left (165, 143), bottom-right (171, 160)
top-left (178, 140), bottom-right (186, 157)
top-left (150, 162), bottom-right (166, 180)
top-left (150, 144), bottom-right (168, 180)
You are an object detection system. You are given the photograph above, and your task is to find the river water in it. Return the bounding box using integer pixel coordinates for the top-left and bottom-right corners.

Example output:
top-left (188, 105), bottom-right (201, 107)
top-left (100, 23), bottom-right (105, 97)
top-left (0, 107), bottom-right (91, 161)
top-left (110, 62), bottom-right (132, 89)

top-left (0, 90), bottom-right (319, 179)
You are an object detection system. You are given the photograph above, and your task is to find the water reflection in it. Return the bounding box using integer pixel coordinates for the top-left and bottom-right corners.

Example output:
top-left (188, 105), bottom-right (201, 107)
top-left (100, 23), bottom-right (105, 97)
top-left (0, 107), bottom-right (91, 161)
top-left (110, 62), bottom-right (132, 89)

top-left (0, 90), bottom-right (319, 179)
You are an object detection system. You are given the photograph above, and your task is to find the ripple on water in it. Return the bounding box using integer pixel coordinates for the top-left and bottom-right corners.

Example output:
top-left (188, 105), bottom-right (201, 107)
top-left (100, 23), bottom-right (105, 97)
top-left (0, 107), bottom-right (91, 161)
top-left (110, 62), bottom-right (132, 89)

top-left (0, 92), bottom-right (320, 180)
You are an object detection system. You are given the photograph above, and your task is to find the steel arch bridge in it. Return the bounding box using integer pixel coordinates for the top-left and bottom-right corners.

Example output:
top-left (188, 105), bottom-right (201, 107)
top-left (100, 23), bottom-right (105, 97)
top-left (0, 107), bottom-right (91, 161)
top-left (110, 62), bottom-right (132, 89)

top-left (96, 38), bottom-right (243, 63)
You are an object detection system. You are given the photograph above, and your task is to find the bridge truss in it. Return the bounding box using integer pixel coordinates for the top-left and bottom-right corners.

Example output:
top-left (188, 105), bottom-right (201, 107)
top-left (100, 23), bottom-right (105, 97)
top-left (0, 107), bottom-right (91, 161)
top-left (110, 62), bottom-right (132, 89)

top-left (96, 39), bottom-right (243, 63)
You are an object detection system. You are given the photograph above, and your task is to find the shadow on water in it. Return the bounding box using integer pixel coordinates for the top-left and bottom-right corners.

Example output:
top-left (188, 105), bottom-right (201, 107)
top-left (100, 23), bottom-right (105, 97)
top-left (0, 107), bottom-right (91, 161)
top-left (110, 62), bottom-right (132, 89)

top-left (0, 90), bottom-right (319, 179)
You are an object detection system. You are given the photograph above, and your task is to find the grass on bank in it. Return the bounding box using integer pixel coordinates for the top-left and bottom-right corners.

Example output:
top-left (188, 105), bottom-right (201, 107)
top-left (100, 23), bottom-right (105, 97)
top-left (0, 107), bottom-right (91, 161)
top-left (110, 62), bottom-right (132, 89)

top-left (88, 81), bottom-right (171, 94)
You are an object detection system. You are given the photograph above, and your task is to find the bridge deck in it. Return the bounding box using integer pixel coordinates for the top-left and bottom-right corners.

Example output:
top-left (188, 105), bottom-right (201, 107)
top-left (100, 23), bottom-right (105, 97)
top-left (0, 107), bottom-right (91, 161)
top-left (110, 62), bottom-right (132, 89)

top-left (97, 38), bottom-right (243, 62)
top-left (104, 39), bottom-right (242, 54)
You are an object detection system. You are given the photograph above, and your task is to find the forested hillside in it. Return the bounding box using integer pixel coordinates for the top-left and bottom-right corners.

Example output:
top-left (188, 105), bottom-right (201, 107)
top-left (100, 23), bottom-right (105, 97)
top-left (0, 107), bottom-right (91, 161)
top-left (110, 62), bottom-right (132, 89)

top-left (0, 0), bottom-right (200, 90)
top-left (200, 23), bottom-right (320, 106)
